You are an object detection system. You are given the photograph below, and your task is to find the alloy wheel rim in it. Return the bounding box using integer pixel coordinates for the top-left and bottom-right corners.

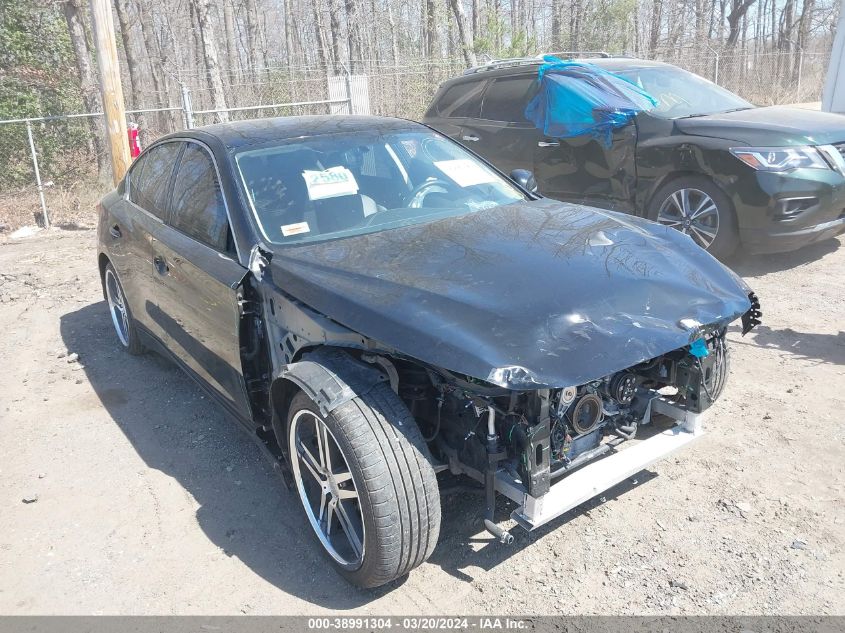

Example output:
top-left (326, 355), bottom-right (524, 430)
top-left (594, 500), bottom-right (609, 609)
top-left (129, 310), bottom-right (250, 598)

top-left (289, 409), bottom-right (365, 567)
top-left (105, 269), bottom-right (130, 347)
top-left (657, 188), bottom-right (720, 250)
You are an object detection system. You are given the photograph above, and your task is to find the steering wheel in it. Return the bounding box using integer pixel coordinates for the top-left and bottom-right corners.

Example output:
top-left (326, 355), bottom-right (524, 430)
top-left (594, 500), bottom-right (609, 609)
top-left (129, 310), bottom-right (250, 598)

top-left (404, 179), bottom-right (454, 208)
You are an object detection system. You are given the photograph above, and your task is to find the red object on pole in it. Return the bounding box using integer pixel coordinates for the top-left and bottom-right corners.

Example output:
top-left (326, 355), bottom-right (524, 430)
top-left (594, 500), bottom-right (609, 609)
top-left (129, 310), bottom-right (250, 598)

top-left (127, 123), bottom-right (141, 158)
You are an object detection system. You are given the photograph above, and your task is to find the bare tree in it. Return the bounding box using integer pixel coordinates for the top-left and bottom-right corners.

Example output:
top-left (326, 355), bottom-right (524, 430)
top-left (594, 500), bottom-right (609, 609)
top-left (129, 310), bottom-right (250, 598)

top-left (63, 0), bottom-right (109, 181)
top-left (222, 0), bottom-right (240, 81)
top-left (726, 0), bottom-right (756, 45)
top-left (113, 1), bottom-right (145, 110)
top-left (191, 0), bottom-right (229, 121)
top-left (311, 0), bottom-right (329, 68)
top-left (345, 0), bottom-right (363, 71)
top-left (448, 0), bottom-right (477, 66)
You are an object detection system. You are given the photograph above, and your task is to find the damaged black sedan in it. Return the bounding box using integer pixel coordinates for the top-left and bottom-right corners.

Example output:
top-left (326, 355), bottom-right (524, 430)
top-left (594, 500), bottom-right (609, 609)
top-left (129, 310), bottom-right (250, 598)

top-left (96, 116), bottom-right (761, 588)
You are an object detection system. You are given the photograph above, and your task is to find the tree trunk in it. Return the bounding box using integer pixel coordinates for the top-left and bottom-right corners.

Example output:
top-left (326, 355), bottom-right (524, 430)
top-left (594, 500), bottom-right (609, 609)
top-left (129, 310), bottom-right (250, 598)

top-left (551, 0), bottom-right (560, 49)
top-left (188, 0), bottom-right (207, 82)
top-left (311, 0), bottom-right (329, 68)
top-left (695, 0), bottom-right (706, 42)
top-left (726, 0), bottom-right (756, 46)
top-left (777, 0), bottom-right (794, 51)
top-left (114, 0), bottom-right (145, 113)
top-left (448, 0), bottom-right (476, 66)
top-left (345, 0), bottom-right (362, 72)
top-left (328, 0), bottom-right (343, 71)
top-left (63, 0), bottom-right (109, 182)
top-left (282, 0), bottom-right (293, 62)
top-left (648, 0), bottom-right (662, 55)
top-left (222, 0), bottom-right (239, 81)
top-left (244, 0), bottom-right (265, 78)
top-left (191, 0), bottom-right (229, 122)
top-left (387, 2), bottom-right (400, 63)
top-left (425, 0), bottom-right (437, 57)
top-left (134, 0), bottom-right (180, 132)
top-left (794, 0), bottom-right (814, 75)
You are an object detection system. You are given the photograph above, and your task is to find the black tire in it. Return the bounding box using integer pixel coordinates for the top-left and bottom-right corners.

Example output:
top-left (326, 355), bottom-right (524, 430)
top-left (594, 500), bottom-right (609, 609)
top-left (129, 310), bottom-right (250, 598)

top-left (286, 383), bottom-right (441, 588)
top-left (103, 262), bottom-right (144, 355)
top-left (648, 175), bottom-right (739, 260)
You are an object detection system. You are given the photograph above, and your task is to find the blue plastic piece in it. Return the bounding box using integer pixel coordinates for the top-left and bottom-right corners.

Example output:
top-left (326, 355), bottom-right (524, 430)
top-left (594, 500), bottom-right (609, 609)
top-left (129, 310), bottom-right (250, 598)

top-left (524, 56), bottom-right (658, 146)
top-left (689, 338), bottom-right (710, 358)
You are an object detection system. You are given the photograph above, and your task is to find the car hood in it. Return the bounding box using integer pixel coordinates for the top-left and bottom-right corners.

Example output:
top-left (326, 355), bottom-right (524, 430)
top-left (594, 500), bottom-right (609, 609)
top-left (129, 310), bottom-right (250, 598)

top-left (267, 199), bottom-right (752, 389)
top-left (674, 106), bottom-right (845, 146)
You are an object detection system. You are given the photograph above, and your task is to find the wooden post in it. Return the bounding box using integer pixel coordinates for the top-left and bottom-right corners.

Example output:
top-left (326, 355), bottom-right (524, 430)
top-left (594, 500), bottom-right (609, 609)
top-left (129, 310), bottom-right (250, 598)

top-left (89, 0), bottom-right (131, 185)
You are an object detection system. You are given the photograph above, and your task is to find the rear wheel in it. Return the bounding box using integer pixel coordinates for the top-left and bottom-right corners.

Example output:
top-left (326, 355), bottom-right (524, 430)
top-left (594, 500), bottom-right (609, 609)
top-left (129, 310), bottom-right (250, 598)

top-left (104, 263), bottom-right (143, 355)
top-left (649, 176), bottom-right (739, 260)
top-left (287, 383), bottom-right (441, 588)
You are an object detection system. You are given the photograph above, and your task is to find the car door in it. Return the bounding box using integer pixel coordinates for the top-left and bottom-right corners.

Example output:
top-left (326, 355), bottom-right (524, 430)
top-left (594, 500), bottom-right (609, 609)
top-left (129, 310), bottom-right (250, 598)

top-left (117, 141), bottom-right (184, 341)
top-left (533, 121), bottom-right (638, 211)
top-left (458, 74), bottom-right (541, 175)
top-left (150, 140), bottom-right (252, 419)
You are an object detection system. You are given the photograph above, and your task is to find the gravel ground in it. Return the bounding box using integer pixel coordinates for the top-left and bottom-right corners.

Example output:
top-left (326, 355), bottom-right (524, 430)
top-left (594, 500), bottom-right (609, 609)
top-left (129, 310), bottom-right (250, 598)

top-left (0, 228), bottom-right (843, 615)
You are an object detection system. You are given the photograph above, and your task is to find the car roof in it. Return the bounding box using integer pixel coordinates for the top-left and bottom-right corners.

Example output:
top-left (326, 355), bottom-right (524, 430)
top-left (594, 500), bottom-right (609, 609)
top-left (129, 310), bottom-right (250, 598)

top-left (182, 115), bottom-right (422, 150)
top-left (443, 57), bottom-right (674, 86)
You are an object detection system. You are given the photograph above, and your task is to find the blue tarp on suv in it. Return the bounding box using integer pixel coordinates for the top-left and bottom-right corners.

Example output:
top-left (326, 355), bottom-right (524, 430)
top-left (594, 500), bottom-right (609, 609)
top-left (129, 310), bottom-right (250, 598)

top-left (524, 56), bottom-right (658, 144)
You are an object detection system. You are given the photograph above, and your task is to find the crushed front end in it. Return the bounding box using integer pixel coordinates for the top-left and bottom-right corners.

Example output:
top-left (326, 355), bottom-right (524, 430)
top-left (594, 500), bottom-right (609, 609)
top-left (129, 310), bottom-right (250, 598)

top-left (399, 324), bottom-right (740, 539)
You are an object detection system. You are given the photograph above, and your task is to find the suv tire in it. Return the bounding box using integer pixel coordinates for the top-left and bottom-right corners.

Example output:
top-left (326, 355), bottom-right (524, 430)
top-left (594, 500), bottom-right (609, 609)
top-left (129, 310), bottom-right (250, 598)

top-left (648, 176), bottom-right (739, 260)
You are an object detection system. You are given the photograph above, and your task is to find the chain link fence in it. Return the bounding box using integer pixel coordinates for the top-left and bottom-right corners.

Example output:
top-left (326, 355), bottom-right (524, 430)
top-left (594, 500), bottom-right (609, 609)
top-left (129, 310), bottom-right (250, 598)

top-left (0, 48), bottom-right (834, 233)
top-left (651, 45), bottom-right (830, 106)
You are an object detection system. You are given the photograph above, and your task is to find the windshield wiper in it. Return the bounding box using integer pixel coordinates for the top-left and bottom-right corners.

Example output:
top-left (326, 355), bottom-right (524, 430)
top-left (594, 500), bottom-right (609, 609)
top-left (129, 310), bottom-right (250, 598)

top-left (674, 106), bottom-right (753, 120)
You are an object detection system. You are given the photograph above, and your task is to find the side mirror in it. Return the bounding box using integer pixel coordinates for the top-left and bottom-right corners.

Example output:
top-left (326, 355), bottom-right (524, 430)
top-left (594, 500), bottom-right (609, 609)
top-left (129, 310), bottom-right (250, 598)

top-left (510, 169), bottom-right (538, 194)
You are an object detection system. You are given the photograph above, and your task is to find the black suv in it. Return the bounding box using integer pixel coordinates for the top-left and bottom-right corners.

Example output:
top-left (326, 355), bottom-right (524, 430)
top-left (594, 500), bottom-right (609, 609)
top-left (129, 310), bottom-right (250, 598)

top-left (423, 56), bottom-right (845, 258)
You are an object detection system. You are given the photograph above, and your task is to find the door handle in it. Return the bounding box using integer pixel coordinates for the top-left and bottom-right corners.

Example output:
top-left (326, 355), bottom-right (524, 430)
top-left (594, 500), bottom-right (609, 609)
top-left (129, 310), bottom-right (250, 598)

top-left (109, 225), bottom-right (122, 239)
top-left (538, 141), bottom-right (560, 148)
top-left (461, 135), bottom-right (480, 142)
top-left (153, 255), bottom-right (169, 275)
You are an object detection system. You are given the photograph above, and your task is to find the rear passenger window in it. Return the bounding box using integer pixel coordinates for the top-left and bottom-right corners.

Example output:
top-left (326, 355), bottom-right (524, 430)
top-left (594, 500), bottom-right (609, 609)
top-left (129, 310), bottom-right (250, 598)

top-left (170, 143), bottom-right (230, 252)
top-left (435, 81), bottom-right (485, 118)
top-left (129, 142), bottom-right (182, 219)
top-left (480, 76), bottom-right (538, 123)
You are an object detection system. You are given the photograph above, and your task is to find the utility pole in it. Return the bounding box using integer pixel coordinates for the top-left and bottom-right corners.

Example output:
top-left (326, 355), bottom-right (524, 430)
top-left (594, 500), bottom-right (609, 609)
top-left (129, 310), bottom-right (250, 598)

top-left (89, 0), bottom-right (131, 185)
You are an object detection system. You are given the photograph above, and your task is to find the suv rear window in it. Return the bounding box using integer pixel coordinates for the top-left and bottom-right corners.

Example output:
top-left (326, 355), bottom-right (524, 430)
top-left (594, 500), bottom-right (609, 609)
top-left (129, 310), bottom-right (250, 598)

top-left (434, 80), bottom-right (485, 119)
top-left (480, 76), bottom-right (537, 123)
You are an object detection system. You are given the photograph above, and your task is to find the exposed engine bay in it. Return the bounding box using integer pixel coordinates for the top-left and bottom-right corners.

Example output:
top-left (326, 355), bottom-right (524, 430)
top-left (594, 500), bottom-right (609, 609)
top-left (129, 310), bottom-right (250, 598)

top-left (351, 326), bottom-right (733, 540)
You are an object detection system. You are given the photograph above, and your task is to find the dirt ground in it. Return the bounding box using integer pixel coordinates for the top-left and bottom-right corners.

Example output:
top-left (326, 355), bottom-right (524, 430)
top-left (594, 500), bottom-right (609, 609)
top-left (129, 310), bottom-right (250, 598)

top-left (0, 227), bottom-right (842, 615)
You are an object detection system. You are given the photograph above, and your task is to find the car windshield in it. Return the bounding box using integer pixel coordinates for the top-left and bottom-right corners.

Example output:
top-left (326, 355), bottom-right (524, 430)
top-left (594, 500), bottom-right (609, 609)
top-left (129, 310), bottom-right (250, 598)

top-left (235, 130), bottom-right (525, 245)
top-left (615, 66), bottom-right (753, 119)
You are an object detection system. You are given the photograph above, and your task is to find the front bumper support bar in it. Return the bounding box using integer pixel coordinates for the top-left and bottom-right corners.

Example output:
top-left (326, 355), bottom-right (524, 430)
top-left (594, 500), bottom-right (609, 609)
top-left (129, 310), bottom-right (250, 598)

top-left (508, 399), bottom-right (703, 531)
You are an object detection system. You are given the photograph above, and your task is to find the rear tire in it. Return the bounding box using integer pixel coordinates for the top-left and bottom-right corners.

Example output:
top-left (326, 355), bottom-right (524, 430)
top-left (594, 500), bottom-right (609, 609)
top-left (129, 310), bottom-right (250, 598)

top-left (648, 176), bottom-right (739, 260)
top-left (286, 383), bottom-right (441, 588)
top-left (103, 263), bottom-right (143, 355)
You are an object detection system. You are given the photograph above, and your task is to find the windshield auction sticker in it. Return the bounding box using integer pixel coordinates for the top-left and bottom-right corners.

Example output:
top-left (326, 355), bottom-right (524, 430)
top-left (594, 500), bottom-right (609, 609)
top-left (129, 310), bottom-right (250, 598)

top-left (433, 159), bottom-right (497, 188)
top-left (302, 166), bottom-right (359, 200)
top-left (281, 221), bottom-right (311, 237)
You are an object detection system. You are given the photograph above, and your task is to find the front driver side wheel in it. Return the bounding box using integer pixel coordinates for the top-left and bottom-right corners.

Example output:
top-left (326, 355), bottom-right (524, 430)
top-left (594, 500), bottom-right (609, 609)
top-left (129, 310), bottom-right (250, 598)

top-left (286, 383), bottom-right (441, 588)
top-left (649, 176), bottom-right (739, 260)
